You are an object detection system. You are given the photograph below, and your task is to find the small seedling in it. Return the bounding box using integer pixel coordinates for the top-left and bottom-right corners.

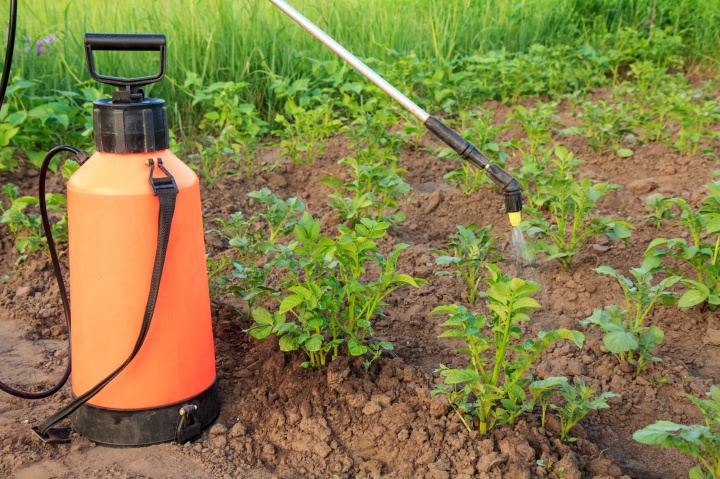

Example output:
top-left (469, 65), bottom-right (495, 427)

top-left (634, 385), bottom-right (720, 479)
top-left (530, 376), bottom-right (568, 427)
top-left (434, 223), bottom-right (503, 305)
top-left (644, 193), bottom-right (675, 228)
top-left (432, 265), bottom-right (584, 434)
top-left (551, 377), bottom-right (619, 442)
top-left (580, 261), bottom-right (680, 375)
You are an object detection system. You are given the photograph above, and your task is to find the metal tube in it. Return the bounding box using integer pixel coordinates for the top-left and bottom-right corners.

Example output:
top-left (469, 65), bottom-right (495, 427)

top-left (267, 0), bottom-right (430, 122)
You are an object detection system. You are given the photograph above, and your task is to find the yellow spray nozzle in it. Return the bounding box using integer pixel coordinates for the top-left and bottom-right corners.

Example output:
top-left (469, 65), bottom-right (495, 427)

top-left (508, 211), bottom-right (522, 227)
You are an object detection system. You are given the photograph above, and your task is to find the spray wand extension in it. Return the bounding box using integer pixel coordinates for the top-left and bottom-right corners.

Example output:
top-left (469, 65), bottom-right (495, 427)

top-left (268, 0), bottom-right (523, 226)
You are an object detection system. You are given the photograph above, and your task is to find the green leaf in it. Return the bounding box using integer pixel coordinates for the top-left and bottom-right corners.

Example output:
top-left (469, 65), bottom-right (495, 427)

top-left (678, 289), bottom-right (707, 309)
top-left (430, 305), bottom-right (458, 315)
top-left (604, 330), bottom-right (638, 354)
top-left (438, 329), bottom-right (465, 339)
top-left (688, 467), bottom-right (706, 479)
top-left (247, 325), bottom-right (272, 339)
top-left (250, 307), bottom-right (274, 326)
top-left (348, 338), bottom-right (368, 356)
top-left (304, 334), bottom-right (323, 352)
top-left (556, 329), bottom-right (585, 347)
top-left (442, 368), bottom-right (481, 385)
top-left (394, 273), bottom-right (419, 287)
top-left (616, 148), bottom-right (633, 158)
top-left (512, 296), bottom-right (541, 310)
top-left (279, 294), bottom-right (304, 313)
top-left (632, 421), bottom-right (681, 444)
top-left (279, 335), bottom-right (298, 352)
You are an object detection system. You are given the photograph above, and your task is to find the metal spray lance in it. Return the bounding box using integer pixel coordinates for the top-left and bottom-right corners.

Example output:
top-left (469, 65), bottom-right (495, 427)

top-left (267, 0), bottom-right (524, 227)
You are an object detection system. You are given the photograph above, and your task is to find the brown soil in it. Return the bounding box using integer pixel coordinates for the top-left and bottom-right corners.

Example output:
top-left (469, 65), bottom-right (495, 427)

top-left (1, 96), bottom-right (719, 479)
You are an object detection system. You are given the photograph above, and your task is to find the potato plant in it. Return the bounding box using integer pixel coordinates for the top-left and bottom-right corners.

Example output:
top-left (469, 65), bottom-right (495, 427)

top-left (550, 377), bottom-right (619, 442)
top-left (434, 223), bottom-right (502, 306)
top-left (0, 184), bottom-right (67, 256)
top-left (180, 76), bottom-right (270, 182)
top-left (271, 77), bottom-right (343, 164)
top-left (522, 175), bottom-right (633, 270)
top-left (247, 214), bottom-right (425, 368)
top-left (514, 144), bottom-right (584, 210)
top-left (563, 100), bottom-right (636, 158)
top-left (321, 156), bottom-right (409, 225)
top-left (644, 182), bottom-right (720, 310)
top-left (208, 189), bottom-right (305, 312)
top-left (634, 385), bottom-right (720, 479)
top-left (580, 262), bottom-right (679, 375)
top-left (506, 102), bottom-right (560, 155)
top-left (529, 376), bottom-right (568, 428)
top-left (431, 265), bottom-right (584, 434)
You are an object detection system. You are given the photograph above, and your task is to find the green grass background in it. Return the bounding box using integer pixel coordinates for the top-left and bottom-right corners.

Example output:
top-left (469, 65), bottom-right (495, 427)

top-left (8, 0), bottom-right (720, 116)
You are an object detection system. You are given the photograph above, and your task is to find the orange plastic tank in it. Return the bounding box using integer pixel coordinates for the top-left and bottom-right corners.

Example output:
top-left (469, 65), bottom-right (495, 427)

top-left (67, 150), bottom-right (216, 410)
top-left (64, 33), bottom-right (219, 446)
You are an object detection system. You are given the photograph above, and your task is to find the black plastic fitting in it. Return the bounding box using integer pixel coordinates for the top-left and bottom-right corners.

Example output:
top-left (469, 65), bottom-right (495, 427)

top-left (425, 115), bottom-right (523, 213)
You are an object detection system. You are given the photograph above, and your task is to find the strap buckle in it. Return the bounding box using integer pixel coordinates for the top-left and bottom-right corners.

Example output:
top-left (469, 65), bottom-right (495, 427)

top-left (31, 426), bottom-right (72, 445)
top-left (147, 158), bottom-right (177, 196)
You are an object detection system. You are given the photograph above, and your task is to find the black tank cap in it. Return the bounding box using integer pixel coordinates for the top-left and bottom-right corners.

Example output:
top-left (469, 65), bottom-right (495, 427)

top-left (84, 33), bottom-right (169, 153)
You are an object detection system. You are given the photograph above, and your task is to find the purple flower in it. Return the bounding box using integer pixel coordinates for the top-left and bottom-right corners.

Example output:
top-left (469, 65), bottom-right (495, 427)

top-left (35, 34), bottom-right (57, 56)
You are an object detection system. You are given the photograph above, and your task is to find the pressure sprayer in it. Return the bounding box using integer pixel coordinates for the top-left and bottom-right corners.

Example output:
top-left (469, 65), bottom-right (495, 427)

top-left (0, 0), bottom-right (522, 447)
top-left (267, 0), bottom-right (524, 228)
top-left (0, 2), bottom-right (219, 446)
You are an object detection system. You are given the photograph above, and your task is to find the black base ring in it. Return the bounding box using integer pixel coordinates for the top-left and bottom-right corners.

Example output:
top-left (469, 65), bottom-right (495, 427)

top-left (71, 380), bottom-right (220, 446)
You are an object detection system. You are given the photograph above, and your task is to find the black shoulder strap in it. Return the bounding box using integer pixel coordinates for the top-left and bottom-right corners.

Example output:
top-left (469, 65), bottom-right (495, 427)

top-left (33, 158), bottom-right (178, 443)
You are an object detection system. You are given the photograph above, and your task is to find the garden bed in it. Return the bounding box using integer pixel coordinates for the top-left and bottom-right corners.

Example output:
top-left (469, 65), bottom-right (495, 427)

top-left (1, 93), bottom-right (719, 479)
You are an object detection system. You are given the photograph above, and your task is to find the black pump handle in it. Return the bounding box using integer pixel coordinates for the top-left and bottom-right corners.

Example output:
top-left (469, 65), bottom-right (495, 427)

top-left (84, 33), bottom-right (166, 88)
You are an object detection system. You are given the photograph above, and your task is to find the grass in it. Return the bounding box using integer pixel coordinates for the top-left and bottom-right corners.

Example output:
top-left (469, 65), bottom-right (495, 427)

top-left (12, 0), bottom-right (720, 113)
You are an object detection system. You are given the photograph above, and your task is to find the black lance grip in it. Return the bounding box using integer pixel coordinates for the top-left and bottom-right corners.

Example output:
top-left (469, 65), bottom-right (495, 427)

top-left (84, 33), bottom-right (167, 88)
top-left (425, 115), bottom-right (523, 214)
top-left (84, 33), bottom-right (166, 51)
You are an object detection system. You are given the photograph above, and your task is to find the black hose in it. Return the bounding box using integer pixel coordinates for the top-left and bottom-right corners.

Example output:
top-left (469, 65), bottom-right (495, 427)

top-left (0, 146), bottom-right (80, 399)
top-left (0, 0), bottom-right (17, 108)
